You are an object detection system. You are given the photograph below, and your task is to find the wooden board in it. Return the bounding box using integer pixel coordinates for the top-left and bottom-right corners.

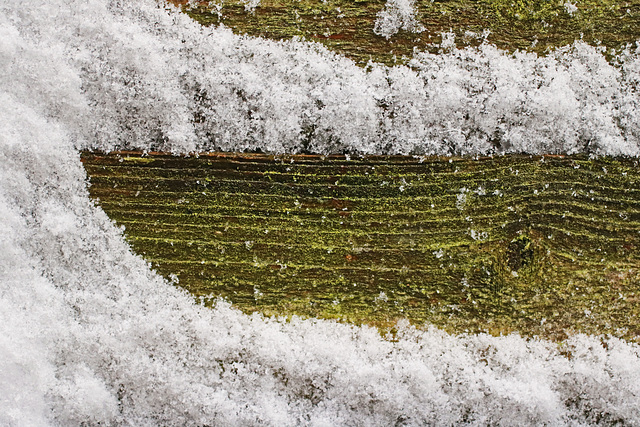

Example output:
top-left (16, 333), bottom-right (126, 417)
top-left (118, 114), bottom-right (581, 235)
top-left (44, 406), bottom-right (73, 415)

top-left (175, 0), bottom-right (640, 66)
top-left (82, 152), bottom-right (640, 341)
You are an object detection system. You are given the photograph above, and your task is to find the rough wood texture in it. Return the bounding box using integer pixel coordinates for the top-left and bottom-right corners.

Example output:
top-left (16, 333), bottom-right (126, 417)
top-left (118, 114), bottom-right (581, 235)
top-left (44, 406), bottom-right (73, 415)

top-left (82, 152), bottom-right (640, 340)
top-left (175, 0), bottom-right (640, 66)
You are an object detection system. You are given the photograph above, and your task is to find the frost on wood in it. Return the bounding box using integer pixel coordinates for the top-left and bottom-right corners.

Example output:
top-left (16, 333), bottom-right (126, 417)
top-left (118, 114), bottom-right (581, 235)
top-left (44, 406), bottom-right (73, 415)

top-left (1, 0), bottom-right (640, 424)
top-left (374, 0), bottom-right (424, 39)
top-left (241, 0), bottom-right (260, 13)
top-left (564, 1), bottom-right (578, 16)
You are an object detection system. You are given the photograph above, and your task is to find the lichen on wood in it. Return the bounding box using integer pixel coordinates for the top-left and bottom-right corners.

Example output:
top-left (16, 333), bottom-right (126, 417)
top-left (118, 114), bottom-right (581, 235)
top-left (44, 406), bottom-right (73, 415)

top-left (82, 152), bottom-right (640, 341)
top-left (171, 0), bottom-right (640, 66)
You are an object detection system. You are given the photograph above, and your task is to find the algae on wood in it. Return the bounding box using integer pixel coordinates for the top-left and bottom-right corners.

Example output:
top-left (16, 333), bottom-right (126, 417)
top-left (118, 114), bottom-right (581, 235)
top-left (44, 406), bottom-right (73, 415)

top-left (82, 152), bottom-right (640, 341)
top-left (172, 0), bottom-right (640, 66)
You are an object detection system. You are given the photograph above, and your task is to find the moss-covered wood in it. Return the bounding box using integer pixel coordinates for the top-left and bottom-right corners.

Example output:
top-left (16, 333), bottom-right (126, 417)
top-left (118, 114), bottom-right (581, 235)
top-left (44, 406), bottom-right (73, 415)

top-left (82, 152), bottom-right (640, 341)
top-left (172, 0), bottom-right (640, 66)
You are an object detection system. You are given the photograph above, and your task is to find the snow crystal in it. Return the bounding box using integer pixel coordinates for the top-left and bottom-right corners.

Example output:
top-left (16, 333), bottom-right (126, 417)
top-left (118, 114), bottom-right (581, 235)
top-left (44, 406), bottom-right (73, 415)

top-left (564, 1), bottom-right (578, 16)
top-left (456, 187), bottom-right (468, 210)
top-left (241, 0), bottom-right (261, 13)
top-left (373, 0), bottom-right (424, 40)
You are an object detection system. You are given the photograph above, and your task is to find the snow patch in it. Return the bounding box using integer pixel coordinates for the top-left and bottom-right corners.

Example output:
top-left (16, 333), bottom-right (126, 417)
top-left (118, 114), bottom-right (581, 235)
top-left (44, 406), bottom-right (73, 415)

top-left (374, 0), bottom-right (424, 39)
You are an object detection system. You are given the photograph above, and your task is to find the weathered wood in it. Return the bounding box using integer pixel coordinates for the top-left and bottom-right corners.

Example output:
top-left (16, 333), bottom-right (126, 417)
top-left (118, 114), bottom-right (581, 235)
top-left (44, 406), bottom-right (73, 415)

top-left (174, 0), bottom-right (640, 66)
top-left (82, 152), bottom-right (640, 341)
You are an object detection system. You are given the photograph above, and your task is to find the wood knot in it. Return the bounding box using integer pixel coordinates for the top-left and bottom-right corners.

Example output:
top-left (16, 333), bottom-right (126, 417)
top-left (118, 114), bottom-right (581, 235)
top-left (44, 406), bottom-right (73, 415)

top-left (507, 235), bottom-right (533, 272)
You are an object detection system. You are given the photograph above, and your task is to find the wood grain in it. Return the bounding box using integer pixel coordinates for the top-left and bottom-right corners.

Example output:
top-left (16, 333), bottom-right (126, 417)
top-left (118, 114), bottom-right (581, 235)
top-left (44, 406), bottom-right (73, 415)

top-left (82, 152), bottom-right (640, 340)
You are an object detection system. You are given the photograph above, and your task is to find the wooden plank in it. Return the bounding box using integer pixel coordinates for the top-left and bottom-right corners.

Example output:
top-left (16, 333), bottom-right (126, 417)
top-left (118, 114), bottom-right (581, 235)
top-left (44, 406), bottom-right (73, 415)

top-left (173, 0), bottom-right (640, 66)
top-left (82, 151), bottom-right (640, 341)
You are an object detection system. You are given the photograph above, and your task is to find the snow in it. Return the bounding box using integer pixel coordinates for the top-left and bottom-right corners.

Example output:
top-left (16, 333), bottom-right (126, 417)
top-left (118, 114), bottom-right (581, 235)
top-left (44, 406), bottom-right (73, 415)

top-left (564, 1), bottom-right (578, 16)
top-left (1, 0), bottom-right (640, 424)
top-left (241, 0), bottom-right (261, 13)
top-left (373, 0), bottom-right (424, 39)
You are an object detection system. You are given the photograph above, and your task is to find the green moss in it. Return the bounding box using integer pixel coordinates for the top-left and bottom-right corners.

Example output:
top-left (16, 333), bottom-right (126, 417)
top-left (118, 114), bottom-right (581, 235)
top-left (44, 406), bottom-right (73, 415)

top-left (176, 0), bottom-right (640, 66)
top-left (122, 156), bottom-right (158, 164)
top-left (82, 152), bottom-right (640, 341)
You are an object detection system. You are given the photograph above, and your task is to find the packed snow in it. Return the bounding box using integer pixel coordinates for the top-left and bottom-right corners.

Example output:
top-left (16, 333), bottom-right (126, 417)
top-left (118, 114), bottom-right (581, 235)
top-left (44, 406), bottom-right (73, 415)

top-left (1, 0), bottom-right (640, 424)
